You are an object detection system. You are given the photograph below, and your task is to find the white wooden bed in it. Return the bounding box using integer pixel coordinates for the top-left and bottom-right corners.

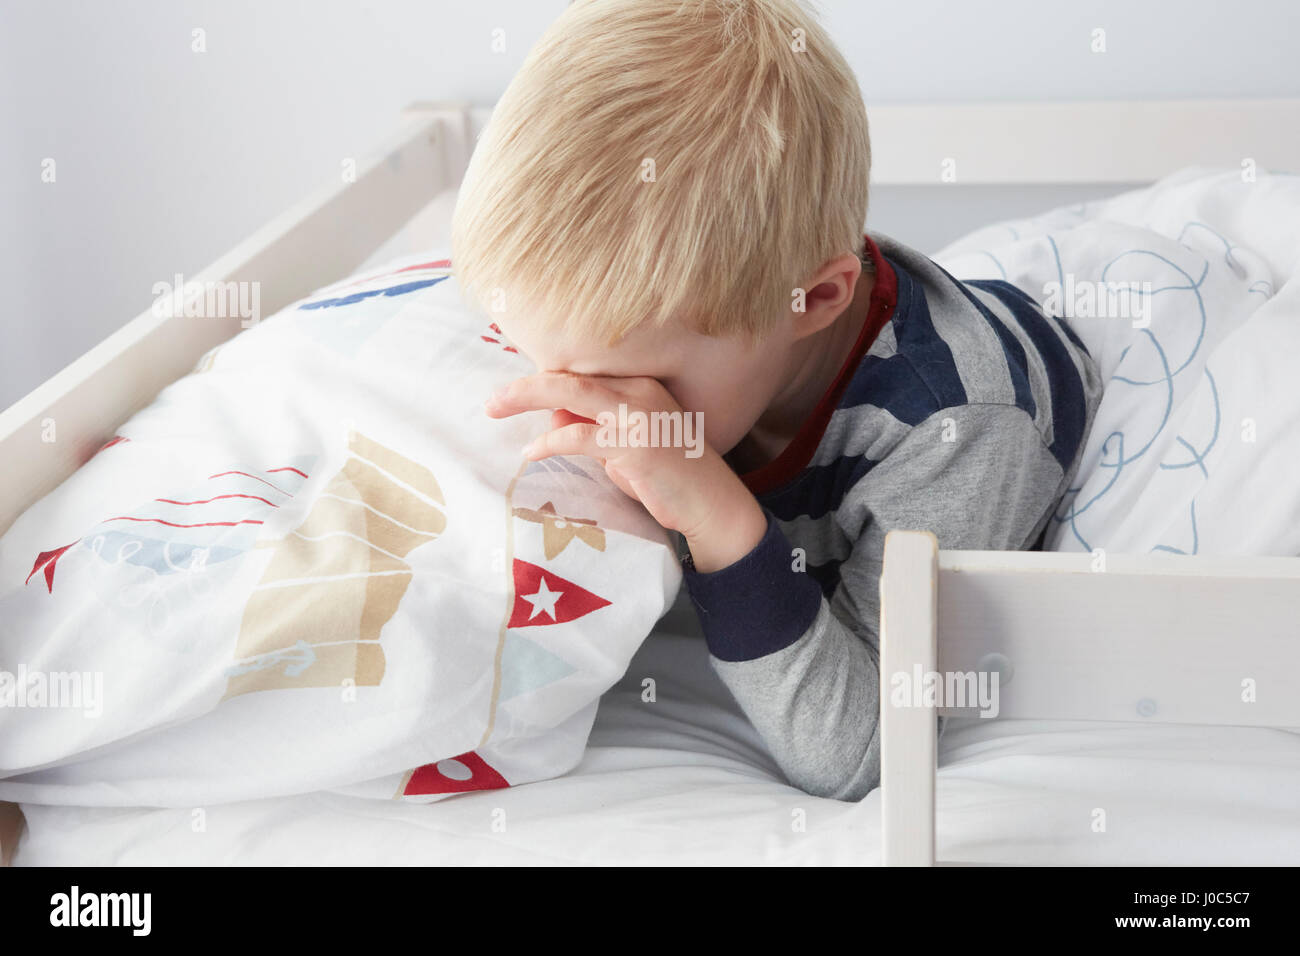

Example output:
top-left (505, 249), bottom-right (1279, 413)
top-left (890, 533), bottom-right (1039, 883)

top-left (3, 99), bottom-right (1300, 867)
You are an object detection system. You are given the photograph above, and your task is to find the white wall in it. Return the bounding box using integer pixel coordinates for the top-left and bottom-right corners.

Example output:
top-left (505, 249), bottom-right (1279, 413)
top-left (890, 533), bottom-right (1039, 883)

top-left (3, 0), bottom-right (1298, 410)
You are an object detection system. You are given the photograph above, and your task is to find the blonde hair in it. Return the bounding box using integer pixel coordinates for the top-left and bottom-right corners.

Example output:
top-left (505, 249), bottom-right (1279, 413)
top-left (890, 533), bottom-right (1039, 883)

top-left (450, 0), bottom-right (870, 347)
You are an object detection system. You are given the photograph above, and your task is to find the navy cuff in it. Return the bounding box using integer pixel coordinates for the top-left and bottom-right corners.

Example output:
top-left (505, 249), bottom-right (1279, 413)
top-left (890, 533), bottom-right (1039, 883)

top-left (681, 510), bottom-right (824, 662)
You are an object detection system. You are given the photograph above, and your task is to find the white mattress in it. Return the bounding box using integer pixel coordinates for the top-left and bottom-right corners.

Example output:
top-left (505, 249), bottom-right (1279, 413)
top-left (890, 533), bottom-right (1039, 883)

top-left (14, 588), bottom-right (1300, 865)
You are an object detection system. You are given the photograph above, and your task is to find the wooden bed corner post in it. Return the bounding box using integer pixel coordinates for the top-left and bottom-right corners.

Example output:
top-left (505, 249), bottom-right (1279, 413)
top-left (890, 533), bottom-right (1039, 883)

top-left (879, 530), bottom-right (939, 866)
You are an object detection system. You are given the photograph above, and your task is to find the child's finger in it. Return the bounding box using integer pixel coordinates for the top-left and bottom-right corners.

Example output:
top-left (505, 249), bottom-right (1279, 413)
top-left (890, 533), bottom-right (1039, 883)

top-left (488, 371), bottom-right (619, 420)
top-left (521, 421), bottom-right (605, 461)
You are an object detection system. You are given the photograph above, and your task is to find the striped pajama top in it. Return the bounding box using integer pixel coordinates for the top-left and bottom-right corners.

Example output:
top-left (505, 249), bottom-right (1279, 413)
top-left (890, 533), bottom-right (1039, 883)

top-left (674, 231), bottom-right (1104, 801)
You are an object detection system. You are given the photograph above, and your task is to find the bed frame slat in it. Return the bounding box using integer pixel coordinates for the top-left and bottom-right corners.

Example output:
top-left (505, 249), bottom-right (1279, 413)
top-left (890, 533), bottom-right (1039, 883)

top-left (936, 554), bottom-right (1300, 727)
top-left (879, 531), bottom-right (939, 866)
top-left (868, 98), bottom-right (1300, 184)
top-left (879, 532), bottom-right (1300, 866)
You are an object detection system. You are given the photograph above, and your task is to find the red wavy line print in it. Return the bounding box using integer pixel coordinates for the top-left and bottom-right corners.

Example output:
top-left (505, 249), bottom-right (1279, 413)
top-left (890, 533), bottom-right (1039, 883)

top-left (103, 516), bottom-right (265, 529)
top-left (208, 471), bottom-right (293, 495)
top-left (155, 494), bottom-right (279, 507)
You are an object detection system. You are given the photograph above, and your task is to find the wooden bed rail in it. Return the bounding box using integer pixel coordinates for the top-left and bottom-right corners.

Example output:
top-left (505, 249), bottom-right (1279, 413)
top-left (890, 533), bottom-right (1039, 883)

top-left (878, 531), bottom-right (1300, 866)
top-left (0, 102), bottom-right (475, 539)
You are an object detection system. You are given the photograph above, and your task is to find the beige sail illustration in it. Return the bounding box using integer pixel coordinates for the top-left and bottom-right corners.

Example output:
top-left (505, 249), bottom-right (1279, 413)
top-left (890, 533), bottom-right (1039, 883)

top-left (223, 429), bottom-right (446, 699)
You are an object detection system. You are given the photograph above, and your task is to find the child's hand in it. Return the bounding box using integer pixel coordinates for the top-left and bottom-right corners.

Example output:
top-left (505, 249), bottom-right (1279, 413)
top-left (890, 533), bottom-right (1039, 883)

top-left (484, 371), bottom-right (767, 571)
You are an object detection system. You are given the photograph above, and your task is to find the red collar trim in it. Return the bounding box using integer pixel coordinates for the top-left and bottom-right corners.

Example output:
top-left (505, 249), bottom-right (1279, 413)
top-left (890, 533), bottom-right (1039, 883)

top-left (738, 234), bottom-right (898, 497)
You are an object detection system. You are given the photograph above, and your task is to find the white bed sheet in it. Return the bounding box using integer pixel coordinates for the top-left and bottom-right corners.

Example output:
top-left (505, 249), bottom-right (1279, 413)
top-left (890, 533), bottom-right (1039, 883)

top-left (14, 587), bottom-right (1300, 865)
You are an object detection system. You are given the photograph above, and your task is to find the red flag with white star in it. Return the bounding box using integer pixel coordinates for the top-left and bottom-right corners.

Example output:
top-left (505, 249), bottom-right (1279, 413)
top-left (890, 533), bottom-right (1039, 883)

top-left (508, 559), bottom-right (611, 627)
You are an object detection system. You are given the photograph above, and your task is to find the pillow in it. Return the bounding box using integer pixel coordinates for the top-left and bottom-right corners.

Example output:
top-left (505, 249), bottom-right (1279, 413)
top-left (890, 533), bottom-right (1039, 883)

top-left (0, 253), bottom-right (681, 806)
top-left (933, 167), bottom-right (1300, 558)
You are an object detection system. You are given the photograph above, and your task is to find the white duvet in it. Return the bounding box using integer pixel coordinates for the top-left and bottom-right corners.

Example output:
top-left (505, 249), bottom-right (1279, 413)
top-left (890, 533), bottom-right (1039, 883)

top-left (0, 256), bottom-right (679, 807)
top-left (8, 167), bottom-right (1300, 864)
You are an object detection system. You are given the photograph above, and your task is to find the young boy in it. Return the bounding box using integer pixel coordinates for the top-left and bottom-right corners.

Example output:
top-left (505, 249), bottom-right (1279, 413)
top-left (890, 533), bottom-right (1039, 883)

top-left (460, 0), bottom-right (1103, 800)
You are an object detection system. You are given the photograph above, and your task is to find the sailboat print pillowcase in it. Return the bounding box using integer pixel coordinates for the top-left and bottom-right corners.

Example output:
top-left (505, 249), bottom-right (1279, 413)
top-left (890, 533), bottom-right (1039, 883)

top-left (0, 253), bottom-right (681, 807)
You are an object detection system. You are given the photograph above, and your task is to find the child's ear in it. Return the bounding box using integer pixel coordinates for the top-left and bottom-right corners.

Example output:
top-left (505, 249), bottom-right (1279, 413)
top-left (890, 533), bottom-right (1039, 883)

top-left (790, 253), bottom-right (864, 340)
